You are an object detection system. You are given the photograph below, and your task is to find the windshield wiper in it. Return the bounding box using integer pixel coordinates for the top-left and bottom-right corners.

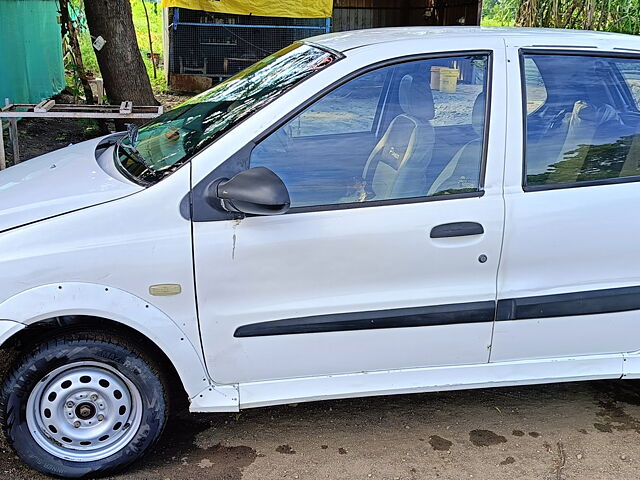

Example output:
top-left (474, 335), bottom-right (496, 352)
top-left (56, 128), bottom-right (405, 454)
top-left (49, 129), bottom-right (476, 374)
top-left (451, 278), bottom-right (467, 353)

top-left (118, 140), bottom-right (148, 168)
top-left (116, 140), bottom-right (163, 184)
top-left (126, 123), bottom-right (139, 145)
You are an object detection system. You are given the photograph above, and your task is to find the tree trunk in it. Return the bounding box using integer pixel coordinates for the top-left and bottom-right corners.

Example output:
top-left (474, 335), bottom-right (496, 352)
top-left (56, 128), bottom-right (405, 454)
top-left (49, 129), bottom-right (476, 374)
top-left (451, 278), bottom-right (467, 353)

top-left (83, 0), bottom-right (158, 107)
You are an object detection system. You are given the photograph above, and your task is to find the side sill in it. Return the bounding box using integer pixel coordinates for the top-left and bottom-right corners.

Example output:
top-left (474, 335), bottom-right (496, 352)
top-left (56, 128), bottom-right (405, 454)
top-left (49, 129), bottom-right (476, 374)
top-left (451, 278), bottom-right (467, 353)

top-left (622, 351), bottom-right (640, 379)
top-left (189, 383), bottom-right (240, 413)
top-left (237, 354), bottom-right (623, 409)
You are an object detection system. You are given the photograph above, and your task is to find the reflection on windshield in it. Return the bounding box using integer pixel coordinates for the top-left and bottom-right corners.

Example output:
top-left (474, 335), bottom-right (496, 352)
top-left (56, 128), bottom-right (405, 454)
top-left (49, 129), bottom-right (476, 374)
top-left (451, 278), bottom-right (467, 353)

top-left (116, 43), bottom-right (337, 184)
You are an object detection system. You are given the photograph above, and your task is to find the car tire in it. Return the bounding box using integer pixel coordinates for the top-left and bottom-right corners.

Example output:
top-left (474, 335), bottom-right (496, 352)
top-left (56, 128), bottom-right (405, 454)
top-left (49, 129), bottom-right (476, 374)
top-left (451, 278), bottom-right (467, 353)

top-left (0, 331), bottom-right (168, 478)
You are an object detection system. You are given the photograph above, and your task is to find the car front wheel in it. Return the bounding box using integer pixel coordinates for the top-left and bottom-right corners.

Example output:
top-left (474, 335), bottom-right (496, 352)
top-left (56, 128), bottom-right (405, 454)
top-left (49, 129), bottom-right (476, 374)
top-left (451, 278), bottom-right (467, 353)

top-left (0, 332), bottom-right (168, 478)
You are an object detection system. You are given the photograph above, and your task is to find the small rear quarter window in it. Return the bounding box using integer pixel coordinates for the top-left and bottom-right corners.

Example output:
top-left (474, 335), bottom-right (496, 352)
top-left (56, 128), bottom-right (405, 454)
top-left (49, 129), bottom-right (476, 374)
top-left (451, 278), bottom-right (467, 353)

top-left (524, 57), bottom-right (547, 114)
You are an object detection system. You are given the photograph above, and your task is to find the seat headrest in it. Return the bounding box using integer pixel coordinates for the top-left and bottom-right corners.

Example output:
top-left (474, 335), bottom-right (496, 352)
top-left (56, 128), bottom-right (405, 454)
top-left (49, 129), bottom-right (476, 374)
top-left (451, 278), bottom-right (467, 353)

top-left (399, 74), bottom-right (434, 122)
top-left (570, 100), bottom-right (619, 125)
top-left (472, 93), bottom-right (486, 135)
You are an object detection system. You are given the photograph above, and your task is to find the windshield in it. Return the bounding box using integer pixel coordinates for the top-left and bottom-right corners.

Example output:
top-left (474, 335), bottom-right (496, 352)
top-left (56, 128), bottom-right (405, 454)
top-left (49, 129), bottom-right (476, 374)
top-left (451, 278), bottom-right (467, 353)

top-left (115, 43), bottom-right (337, 184)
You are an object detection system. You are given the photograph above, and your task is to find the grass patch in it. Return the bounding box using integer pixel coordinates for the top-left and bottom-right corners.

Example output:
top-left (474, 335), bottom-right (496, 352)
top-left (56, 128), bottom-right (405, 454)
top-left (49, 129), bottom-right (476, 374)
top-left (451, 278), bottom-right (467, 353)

top-left (72, 0), bottom-right (166, 96)
top-left (130, 0), bottom-right (166, 92)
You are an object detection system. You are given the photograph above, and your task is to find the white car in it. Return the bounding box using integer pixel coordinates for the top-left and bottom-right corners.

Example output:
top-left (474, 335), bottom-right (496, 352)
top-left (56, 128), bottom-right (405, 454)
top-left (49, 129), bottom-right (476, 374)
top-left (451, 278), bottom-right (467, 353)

top-left (1, 26), bottom-right (640, 477)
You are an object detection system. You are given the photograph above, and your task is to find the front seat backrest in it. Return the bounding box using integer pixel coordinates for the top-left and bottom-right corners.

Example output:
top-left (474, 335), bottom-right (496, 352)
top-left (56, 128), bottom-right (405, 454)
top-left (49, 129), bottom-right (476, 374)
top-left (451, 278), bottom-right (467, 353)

top-left (427, 93), bottom-right (485, 196)
top-left (362, 74), bottom-right (435, 200)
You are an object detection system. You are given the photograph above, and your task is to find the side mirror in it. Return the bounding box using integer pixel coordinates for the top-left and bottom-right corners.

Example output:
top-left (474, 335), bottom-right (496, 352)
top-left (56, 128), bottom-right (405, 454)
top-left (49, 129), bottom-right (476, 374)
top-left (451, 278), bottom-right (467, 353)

top-left (208, 167), bottom-right (290, 215)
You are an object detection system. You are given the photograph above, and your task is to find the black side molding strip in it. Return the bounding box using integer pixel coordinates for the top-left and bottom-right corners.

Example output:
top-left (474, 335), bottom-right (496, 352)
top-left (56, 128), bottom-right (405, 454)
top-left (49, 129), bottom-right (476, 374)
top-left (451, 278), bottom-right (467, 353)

top-left (234, 301), bottom-right (496, 338)
top-left (496, 285), bottom-right (640, 321)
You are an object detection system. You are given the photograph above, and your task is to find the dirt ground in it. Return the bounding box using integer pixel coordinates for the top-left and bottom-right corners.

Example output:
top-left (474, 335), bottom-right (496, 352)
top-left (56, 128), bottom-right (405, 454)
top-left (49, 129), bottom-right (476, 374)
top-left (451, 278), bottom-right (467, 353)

top-left (2, 380), bottom-right (640, 479)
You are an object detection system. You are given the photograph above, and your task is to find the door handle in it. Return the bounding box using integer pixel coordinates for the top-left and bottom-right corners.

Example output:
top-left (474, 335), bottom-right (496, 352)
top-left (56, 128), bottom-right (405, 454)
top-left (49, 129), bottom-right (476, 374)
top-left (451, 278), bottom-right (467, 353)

top-left (430, 222), bottom-right (484, 239)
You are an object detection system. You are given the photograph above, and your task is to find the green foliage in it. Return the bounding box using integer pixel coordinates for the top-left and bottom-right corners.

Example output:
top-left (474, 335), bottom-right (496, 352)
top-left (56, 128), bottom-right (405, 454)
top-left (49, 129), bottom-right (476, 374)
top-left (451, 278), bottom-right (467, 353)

top-left (68, 0), bottom-right (166, 94)
top-left (481, 0), bottom-right (518, 26)
top-left (129, 0), bottom-right (166, 92)
top-left (515, 0), bottom-right (640, 33)
top-left (76, 118), bottom-right (101, 136)
top-left (482, 0), bottom-right (640, 34)
top-left (77, 28), bottom-right (99, 76)
top-left (64, 60), bottom-right (90, 98)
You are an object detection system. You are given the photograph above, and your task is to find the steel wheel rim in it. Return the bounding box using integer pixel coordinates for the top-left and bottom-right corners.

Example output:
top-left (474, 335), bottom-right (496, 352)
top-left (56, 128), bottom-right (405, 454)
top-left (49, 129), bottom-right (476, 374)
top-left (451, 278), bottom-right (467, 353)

top-left (26, 361), bottom-right (143, 462)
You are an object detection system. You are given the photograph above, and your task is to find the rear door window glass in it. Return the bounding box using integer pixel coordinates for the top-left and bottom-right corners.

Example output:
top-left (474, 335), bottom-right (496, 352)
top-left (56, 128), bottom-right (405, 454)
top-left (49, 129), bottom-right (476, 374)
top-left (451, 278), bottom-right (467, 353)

top-left (618, 62), bottom-right (640, 110)
top-left (523, 54), bottom-right (640, 188)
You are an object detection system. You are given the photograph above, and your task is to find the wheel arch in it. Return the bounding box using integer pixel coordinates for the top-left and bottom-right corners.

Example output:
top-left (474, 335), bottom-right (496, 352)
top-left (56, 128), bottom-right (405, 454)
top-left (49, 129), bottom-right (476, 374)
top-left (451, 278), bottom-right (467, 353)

top-left (0, 283), bottom-right (211, 400)
top-left (1, 315), bottom-right (192, 407)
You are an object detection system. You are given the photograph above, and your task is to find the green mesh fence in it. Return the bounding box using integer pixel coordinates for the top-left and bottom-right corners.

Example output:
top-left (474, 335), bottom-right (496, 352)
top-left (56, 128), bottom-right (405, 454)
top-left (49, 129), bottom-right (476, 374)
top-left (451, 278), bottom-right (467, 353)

top-left (0, 0), bottom-right (65, 104)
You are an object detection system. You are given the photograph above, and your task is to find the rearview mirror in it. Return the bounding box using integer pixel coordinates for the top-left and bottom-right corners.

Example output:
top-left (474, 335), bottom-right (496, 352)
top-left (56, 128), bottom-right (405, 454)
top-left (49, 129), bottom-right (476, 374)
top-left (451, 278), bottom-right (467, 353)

top-left (209, 167), bottom-right (290, 215)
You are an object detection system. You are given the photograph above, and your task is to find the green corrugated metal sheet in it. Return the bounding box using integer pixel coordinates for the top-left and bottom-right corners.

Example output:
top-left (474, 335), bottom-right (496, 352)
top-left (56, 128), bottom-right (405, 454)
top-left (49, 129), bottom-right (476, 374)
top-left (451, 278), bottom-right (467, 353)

top-left (0, 0), bottom-right (65, 104)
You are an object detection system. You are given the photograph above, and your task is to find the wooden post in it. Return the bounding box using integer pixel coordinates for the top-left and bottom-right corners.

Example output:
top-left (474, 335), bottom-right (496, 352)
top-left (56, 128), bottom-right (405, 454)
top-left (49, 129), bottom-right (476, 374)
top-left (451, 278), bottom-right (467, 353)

top-left (162, 7), bottom-right (170, 78)
top-left (0, 118), bottom-right (6, 170)
top-left (9, 118), bottom-right (19, 164)
top-left (5, 98), bottom-right (19, 164)
top-left (95, 78), bottom-right (104, 105)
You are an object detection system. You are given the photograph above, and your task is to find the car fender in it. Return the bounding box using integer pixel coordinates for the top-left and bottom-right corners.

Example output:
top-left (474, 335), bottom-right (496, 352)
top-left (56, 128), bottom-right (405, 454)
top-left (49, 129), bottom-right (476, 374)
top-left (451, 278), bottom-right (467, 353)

top-left (0, 282), bottom-right (238, 409)
top-left (0, 319), bottom-right (25, 347)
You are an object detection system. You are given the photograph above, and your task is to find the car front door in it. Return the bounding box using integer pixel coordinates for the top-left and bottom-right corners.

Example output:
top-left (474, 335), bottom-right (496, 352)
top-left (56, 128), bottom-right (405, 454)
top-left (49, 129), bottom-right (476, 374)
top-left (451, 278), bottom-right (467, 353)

top-left (493, 48), bottom-right (640, 366)
top-left (192, 46), bottom-right (507, 404)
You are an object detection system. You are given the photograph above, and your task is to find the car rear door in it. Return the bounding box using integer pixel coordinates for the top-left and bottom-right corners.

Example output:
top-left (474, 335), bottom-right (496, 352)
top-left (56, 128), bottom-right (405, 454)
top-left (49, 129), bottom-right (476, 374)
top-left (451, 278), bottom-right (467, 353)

top-left (191, 41), bottom-right (508, 398)
top-left (492, 46), bottom-right (640, 366)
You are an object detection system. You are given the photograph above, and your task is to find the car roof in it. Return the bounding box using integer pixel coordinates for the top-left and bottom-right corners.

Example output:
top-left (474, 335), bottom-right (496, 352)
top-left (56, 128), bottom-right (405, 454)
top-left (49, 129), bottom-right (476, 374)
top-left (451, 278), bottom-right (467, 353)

top-left (305, 26), bottom-right (640, 53)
